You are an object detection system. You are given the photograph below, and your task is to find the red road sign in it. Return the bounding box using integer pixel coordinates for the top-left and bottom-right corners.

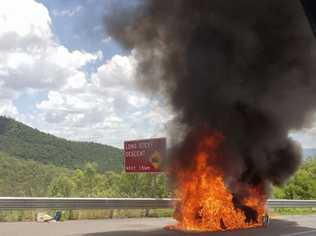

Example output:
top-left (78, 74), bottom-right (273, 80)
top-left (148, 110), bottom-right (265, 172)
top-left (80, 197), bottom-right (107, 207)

top-left (124, 138), bottom-right (166, 172)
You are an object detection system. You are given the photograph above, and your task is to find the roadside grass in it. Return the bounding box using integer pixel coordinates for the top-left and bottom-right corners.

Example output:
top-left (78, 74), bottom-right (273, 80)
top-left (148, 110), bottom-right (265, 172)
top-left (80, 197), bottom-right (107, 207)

top-left (271, 208), bottom-right (316, 216)
top-left (0, 209), bottom-right (174, 222)
top-left (2, 208), bottom-right (316, 222)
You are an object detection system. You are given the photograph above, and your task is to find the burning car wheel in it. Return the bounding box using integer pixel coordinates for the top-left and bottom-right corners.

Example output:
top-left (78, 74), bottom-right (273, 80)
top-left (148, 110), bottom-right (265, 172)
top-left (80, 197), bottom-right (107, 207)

top-left (262, 214), bottom-right (269, 227)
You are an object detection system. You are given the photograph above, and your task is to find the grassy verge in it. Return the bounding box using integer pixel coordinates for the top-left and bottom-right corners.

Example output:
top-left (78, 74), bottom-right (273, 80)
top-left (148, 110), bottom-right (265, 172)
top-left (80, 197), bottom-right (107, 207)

top-left (271, 208), bottom-right (316, 216)
top-left (0, 209), bottom-right (174, 222)
top-left (2, 208), bottom-right (316, 222)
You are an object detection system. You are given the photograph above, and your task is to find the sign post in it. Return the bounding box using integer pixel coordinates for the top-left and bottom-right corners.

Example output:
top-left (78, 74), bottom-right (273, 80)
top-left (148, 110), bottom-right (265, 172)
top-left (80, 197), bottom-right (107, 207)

top-left (124, 138), bottom-right (166, 173)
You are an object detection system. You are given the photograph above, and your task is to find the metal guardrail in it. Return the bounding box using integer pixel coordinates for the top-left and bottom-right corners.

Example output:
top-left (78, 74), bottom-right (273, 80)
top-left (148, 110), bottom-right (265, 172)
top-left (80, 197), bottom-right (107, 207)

top-left (0, 197), bottom-right (315, 210)
top-left (267, 199), bottom-right (316, 208)
top-left (0, 198), bottom-right (173, 210)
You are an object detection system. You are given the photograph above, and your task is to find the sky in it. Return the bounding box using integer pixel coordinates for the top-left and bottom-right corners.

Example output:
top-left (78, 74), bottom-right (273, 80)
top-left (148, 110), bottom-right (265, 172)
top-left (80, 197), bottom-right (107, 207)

top-left (0, 0), bottom-right (315, 148)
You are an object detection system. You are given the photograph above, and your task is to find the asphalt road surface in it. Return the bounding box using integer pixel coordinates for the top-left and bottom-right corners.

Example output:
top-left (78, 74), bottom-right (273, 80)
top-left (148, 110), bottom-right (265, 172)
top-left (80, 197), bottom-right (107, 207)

top-left (0, 216), bottom-right (316, 236)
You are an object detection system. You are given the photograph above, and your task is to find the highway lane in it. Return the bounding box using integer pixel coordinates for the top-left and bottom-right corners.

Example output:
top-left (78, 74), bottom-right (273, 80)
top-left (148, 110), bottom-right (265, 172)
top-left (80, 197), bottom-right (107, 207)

top-left (0, 216), bottom-right (315, 236)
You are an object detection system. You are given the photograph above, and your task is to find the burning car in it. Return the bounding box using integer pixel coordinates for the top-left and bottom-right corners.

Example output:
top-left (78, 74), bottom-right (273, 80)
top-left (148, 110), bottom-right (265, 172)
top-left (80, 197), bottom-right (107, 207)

top-left (168, 132), bottom-right (268, 232)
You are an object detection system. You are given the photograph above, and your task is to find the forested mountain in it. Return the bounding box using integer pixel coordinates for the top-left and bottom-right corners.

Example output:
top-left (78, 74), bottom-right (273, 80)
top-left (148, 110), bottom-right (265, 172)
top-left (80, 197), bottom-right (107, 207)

top-left (0, 116), bottom-right (122, 171)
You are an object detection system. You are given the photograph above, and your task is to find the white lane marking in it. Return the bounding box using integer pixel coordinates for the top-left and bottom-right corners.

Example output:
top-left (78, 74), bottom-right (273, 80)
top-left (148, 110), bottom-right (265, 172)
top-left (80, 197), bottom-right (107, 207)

top-left (282, 229), bottom-right (316, 236)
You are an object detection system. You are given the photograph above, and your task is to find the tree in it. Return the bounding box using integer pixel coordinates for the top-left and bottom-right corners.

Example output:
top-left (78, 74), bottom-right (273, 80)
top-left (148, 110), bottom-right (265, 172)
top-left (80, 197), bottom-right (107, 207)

top-left (273, 156), bottom-right (316, 200)
top-left (72, 169), bottom-right (85, 197)
top-left (81, 163), bottom-right (101, 197)
top-left (48, 175), bottom-right (75, 197)
top-left (94, 171), bottom-right (121, 197)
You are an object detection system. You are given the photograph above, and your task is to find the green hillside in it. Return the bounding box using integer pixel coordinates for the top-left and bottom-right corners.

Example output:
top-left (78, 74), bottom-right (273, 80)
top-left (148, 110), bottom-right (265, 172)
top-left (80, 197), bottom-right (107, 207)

top-left (0, 152), bottom-right (70, 197)
top-left (0, 116), bottom-right (122, 172)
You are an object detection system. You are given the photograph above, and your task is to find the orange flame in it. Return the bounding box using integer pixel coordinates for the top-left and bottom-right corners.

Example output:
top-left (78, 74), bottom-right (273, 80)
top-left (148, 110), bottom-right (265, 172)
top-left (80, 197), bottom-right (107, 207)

top-left (169, 133), bottom-right (266, 232)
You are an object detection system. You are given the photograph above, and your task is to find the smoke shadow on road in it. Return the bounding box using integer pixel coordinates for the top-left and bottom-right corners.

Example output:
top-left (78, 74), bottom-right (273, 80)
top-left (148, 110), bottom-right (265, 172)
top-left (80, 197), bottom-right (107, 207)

top-left (81, 218), bottom-right (316, 236)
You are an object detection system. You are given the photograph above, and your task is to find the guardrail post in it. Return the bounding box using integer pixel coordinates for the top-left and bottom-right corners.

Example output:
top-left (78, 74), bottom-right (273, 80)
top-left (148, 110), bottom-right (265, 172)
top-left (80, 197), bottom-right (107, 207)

top-left (145, 209), bottom-right (150, 217)
top-left (109, 210), bottom-right (114, 219)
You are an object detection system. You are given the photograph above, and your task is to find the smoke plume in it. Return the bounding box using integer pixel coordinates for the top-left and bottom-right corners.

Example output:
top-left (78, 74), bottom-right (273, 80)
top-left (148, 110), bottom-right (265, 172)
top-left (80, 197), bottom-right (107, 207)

top-left (105, 0), bottom-right (316, 193)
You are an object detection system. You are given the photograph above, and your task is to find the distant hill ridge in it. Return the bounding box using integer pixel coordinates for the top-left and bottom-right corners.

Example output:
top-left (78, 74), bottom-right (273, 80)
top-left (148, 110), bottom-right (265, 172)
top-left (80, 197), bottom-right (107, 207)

top-left (0, 116), bottom-right (314, 172)
top-left (0, 116), bottom-right (122, 171)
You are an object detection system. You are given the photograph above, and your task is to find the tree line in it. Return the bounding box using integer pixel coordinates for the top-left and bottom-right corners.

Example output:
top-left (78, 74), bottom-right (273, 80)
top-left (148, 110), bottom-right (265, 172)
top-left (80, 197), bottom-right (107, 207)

top-left (1, 151), bottom-right (315, 200)
top-left (0, 152), bottom-right (170, 199)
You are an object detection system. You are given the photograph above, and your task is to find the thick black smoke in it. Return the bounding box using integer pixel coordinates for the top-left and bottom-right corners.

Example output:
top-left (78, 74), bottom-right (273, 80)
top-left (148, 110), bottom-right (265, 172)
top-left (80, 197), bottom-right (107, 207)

top-left (105, 0), bottom-right (316, 193)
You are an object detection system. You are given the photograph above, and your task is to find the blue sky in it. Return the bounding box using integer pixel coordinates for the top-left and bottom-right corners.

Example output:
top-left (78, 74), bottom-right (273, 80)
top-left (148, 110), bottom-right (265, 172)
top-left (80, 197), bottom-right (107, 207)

top-left (39, 0), bottom-right (123, 57)
top-left (0, 0), bottom-right (315, 148)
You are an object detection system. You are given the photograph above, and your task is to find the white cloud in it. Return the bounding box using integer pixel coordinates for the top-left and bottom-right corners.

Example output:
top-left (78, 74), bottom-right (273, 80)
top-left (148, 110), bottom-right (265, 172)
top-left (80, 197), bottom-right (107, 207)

top-left (102, 36), bottom-right (112, 43)
top-left (35, 52), bottom-right (172, 147)
top-left (52, 6), bottom-right (83, 17)
top-left (92, 54), bottom-right (136, 89)
top-left (0, 0), bottom-right (101, 92)
top-left (0, 0), bottom-right (52, 40)
top-left (290, 127), bottom-right (316, 149)
top-left (0, 78), bottom-right (18, 117)
top-left (0, 99), bottom-right (18, 117)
